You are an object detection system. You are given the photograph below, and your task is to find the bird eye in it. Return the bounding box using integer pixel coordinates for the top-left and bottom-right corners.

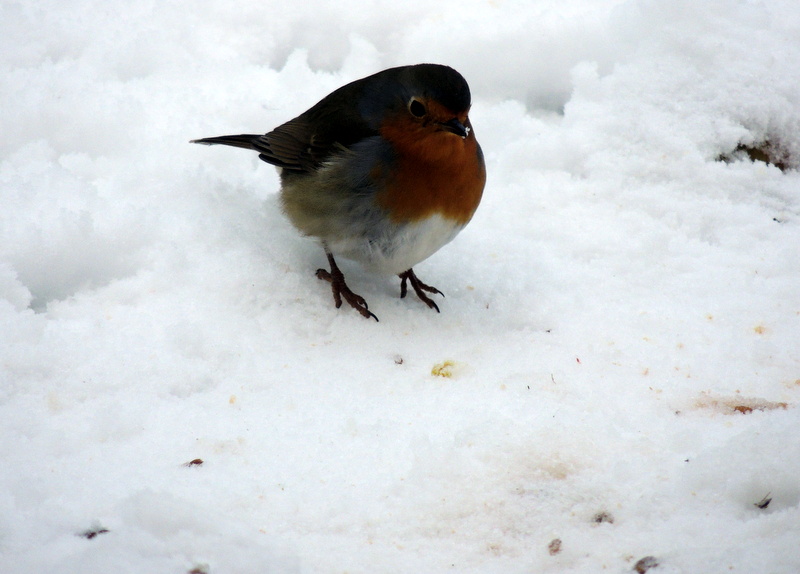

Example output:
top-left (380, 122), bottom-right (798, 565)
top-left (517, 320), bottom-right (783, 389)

top-left (408, 98), bottom-right (426, 118)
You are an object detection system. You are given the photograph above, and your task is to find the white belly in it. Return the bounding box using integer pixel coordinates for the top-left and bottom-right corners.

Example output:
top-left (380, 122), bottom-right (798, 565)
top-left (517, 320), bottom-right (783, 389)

top-left (327, 214), bottom-right (464, 275)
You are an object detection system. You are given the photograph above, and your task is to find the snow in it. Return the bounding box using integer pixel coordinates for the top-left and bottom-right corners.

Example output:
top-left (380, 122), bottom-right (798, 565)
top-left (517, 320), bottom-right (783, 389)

top-left (2, 0), bottom-right (799, 572)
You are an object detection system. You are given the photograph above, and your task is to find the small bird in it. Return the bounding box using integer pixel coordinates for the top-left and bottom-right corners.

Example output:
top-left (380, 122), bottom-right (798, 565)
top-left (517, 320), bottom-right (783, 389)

top-left (192, 64), bottom-right (485, 320)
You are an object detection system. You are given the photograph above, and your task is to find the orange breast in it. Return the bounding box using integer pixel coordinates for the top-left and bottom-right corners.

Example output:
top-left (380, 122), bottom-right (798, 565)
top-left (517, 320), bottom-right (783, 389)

top-left (376, 115), bottom-right (486, 225)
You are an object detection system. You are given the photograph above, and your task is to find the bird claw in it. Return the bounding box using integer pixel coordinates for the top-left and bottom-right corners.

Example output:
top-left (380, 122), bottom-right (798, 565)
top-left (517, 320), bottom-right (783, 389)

top-left (316, 255), bottom-right (441, 319)
top-left (316, 266), bottom-right (378, 321)
top-left (398, 269), bottom-right (443, 312)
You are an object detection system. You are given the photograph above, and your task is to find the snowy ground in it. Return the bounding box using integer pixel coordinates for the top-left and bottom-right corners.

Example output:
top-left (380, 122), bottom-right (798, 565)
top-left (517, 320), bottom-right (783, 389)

top-left (2, 1), bottom-right (800, 572)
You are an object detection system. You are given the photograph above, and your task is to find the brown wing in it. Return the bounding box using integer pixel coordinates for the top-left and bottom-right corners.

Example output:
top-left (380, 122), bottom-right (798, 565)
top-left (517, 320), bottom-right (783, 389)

top-left (192, 70), bottom-right (397, 172)
top-left (192, 111), bottom-right (376, 173)
top-left (252, 119), bottom-right (333, 172)
top-left (256, 93), bottom-right (378, 172)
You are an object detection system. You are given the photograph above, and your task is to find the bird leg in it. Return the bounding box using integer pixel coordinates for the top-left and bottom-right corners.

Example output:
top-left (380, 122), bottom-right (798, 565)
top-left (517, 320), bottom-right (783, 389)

top-left (316, 251), bottom-right (378, 321)
top-left (398, 269), bottom-right (443, 312)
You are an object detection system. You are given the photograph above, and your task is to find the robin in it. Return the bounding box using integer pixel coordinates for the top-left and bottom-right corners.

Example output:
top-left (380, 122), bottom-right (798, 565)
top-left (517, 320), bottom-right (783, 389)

top-left (192, 63), bottom-right (485, 320)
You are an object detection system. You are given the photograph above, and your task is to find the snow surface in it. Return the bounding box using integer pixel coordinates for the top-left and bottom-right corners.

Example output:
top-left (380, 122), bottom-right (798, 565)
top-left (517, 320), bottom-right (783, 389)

top-left (2, 1), bottom-right (800, 572)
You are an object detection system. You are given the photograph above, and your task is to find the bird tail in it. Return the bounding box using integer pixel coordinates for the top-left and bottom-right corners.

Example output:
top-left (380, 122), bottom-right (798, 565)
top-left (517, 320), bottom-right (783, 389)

top-left (190, 134), bottom-right (261, 150)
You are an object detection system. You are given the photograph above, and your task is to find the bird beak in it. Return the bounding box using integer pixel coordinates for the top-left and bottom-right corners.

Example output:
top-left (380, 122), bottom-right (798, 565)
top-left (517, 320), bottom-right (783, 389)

top-left (439, 118), bottom-right (470, 138)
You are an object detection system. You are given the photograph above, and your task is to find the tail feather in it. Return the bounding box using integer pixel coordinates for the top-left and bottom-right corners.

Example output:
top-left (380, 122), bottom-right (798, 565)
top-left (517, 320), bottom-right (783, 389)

top-left (190, 134), bottom-right (261, 151)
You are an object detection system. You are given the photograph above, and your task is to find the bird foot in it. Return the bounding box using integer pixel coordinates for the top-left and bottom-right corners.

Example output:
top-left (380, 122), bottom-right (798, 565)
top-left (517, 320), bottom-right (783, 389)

top-left (317, 253), bottom-right (378, 321)
top-left (398, 269), bottom-right (443, 312)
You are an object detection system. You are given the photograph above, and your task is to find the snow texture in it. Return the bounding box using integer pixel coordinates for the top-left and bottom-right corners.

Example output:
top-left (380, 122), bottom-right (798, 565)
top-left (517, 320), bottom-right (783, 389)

top-left (2, 1), bottom-right (799, 572)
